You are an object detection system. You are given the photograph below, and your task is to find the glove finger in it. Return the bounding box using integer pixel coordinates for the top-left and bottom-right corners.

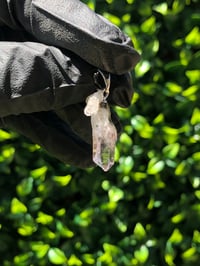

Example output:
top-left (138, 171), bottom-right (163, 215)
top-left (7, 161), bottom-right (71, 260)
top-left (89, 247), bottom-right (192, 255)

top-left (4, 113), bottom-right (94, 168)
top-left (93, 70), bottom-right (134, 108)
top-left (109, 72), bottom-right (134, 108)
top-left (55, 103), bottom-right (122, 144)
top-left (55, 104), bottom-right (92, 145)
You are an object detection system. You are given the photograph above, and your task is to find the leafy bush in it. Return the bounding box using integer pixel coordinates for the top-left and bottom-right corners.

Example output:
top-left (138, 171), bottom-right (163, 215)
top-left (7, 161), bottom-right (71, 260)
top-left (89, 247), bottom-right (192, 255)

top-left (0, 0), bottom-right (200, 265)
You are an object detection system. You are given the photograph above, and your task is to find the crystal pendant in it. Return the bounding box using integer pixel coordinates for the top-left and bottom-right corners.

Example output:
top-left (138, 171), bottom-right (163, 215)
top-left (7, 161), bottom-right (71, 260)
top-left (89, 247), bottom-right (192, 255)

top-left (84, 90), bottom-right (104, 117)
top-left (91, 102), bottom-right (117, 171)
top-left (84, 71), bottom-right (117, 171)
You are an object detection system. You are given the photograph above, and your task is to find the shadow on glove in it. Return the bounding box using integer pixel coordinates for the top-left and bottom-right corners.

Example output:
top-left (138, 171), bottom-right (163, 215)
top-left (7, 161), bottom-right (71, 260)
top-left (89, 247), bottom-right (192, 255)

top-left (4, 112), bottom-right (94, 168)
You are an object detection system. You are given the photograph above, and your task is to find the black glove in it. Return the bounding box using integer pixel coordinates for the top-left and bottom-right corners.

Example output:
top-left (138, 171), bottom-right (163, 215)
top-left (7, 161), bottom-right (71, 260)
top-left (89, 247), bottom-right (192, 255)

top-left (0, 42), bottom-right (127, 168)
top-left (0, 0), bottom-right (140, 74)
top-left (0, 0), bottom-right (140, 168)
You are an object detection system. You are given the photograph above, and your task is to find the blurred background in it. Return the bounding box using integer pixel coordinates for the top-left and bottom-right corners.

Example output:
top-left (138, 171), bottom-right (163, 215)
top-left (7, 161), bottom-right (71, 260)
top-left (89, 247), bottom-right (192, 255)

top-left (0, 0), bottom-right (200, 265)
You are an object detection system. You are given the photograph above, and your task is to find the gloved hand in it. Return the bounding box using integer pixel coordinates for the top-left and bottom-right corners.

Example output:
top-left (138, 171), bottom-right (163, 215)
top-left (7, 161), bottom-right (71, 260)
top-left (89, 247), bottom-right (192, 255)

top-left (0, 0), bottom-right (140, 168)
top-left (0, 0), bottom-right (140, 74)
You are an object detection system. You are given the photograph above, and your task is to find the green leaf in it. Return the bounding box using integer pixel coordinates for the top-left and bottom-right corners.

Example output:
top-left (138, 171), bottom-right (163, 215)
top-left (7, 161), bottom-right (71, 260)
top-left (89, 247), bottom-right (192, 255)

top-left (146, 39), bottom-right (160, 57)
top-left (182, 85), bottom-right (198, 100)
top-left (48, 248), bottom-right (67, 265)
top-left (175, 161), bottom-right (189, 175)
top-left (131, 115), bottom-right (154, 138)
top-left (87, 0), bottom-right (96, 10)
top-left (141, 16), bottom-right (156, 34)
top-left (190, 108), bottom-right (200, 125)
top-left (162, 126), bottom-right (180, 143)
top-left (118, 156), bottom-right (134, 174)
top-left (119, 133), bottom-right (133, 147)
top-left (11, 198), bottom-right (27, 214)
top-left (132, 172), bottom-right (147, 182)
top-left (171, 212), bottom-right (185, 224)
top-left (162, 143), bottom-right (180, 159)
top-left (14, 253), bottom-right (32, 265)
top-left (53, 175), bottom-right (72, 186)
top-left (134, 245), bottom-right (149, 263)
top-left (100, 201), bottom-right (117, 213)
top-left (192, 152), bottom-right (200, 161)
top-left (172, 0), bottom-right (185, 14)
top-left (165, 253), bottom-right (176, 266)
top-left (162, 126), bottom-right (180, 135)
top-left (193, 230), bottom-right (200, 244)
top-left (186, 70), bottom-right (200, 84)
top-left (131, 115), bottom-right (147, 130)
top-left (0, 129), bottom-right (14, 141)
top-left (153, 3), bottom-right (168, 15)
top-left (134, 223), bottom-right (146, 240)
top-left (115, 217), bottom-right (127, 232)
top-left (168, 228), bottom-right (183, 243)
top-left (30, 166), bottom-right (47, 180)
top-left (17, 214), bottom-right (37, 236)
top-left (185, 26), bottom-right (200, 46)
top-left (153, 113), bottom-right (165, 124)
top-left (16, 177), bottom-right (33, 196)
top-left (147, 158), bottom-right (165, 175)
top-left (182, 247), bottom-right (197, 260)
top-left (18, 224), bottom-right (37, 236)
top-left (36, 212), bottom-right (54, 225)
top-left (68, 255), bottom-right (82, 266)
top-left (135, 60), bottom-right (151, 77)
top-left (108, 186), bottom-right (124, 202)
top-left (74, 214), bottom-right (91, 227)
top-left (103, 243), bottom-right (121, 255)
top-left (0, 146), bottom-right (15, 163)
top-left (31, 242), bottom-right (50, 259)
top-left (41, 228), bottom-right (56, 240)
top-left (126, 0), bottom-right (135, 4)
top-left (80, 208), bottom-right (94, 219)
top-left (166, 82), bottom-right (182, 93)
top-left (56, 221), bottom-right (74, 238)
top-left (82, 254), bottom-right (95, 265)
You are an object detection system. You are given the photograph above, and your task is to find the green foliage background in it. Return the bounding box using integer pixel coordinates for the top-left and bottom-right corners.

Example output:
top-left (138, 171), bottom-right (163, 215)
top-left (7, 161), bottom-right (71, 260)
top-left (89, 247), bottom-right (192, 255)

top-left (0, 0), bottom-right (200, 265)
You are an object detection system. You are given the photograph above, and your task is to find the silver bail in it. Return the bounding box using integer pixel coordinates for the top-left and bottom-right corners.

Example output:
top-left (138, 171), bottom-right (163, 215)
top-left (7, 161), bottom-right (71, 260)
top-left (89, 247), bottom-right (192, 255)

top-left (96, 70), bottom-right (111, 101)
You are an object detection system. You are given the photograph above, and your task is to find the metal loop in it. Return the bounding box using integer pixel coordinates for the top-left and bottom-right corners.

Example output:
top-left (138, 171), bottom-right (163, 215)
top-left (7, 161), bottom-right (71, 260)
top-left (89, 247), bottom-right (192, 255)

top-left (97, 70), bottom-right (111, 101)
